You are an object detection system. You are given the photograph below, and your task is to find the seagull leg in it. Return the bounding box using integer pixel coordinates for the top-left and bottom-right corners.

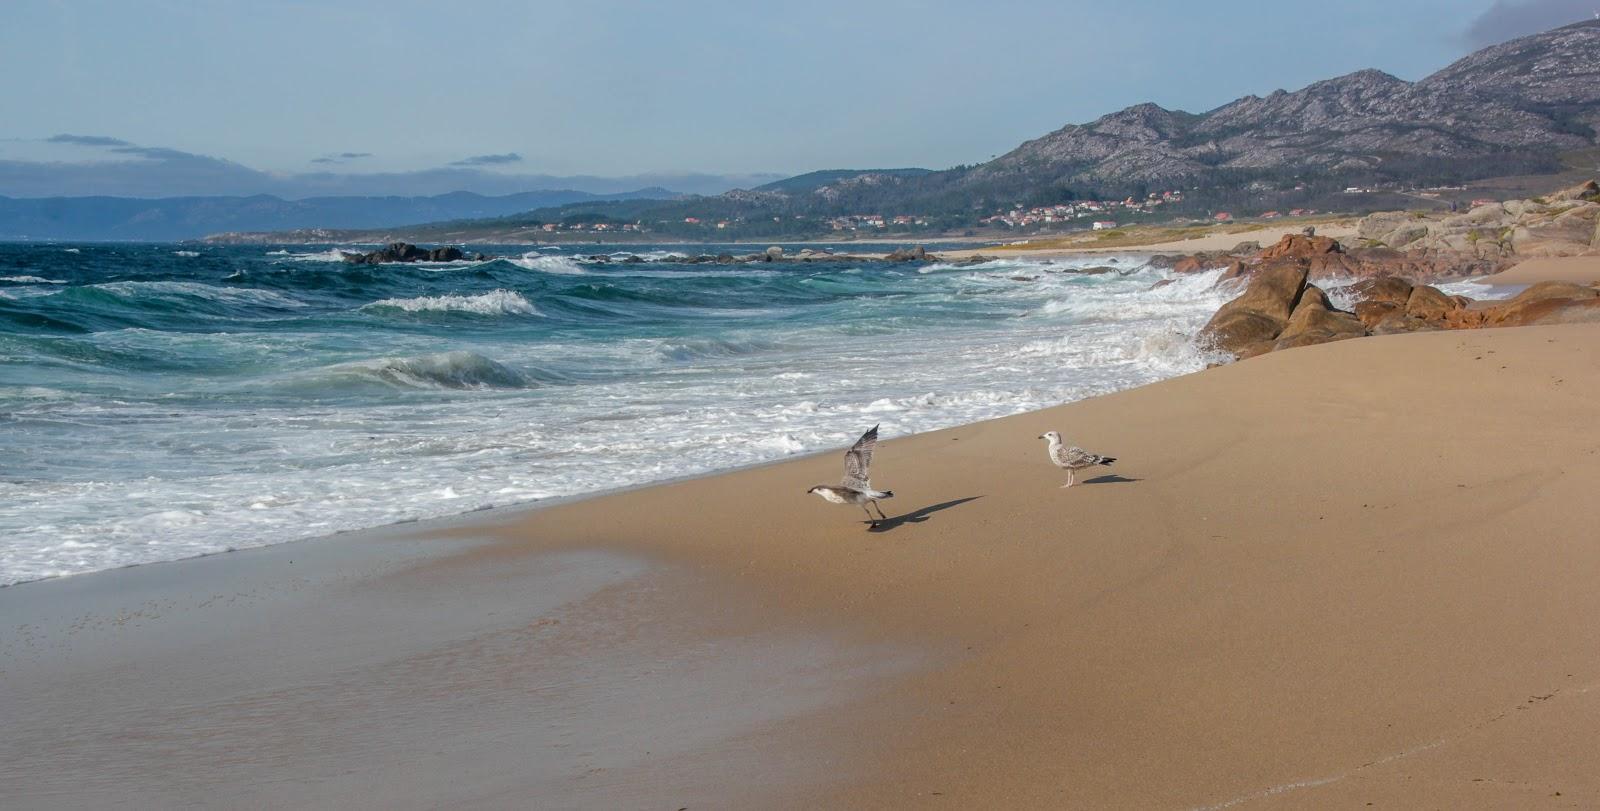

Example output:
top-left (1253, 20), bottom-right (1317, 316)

top-left (871, 500), bottom-right (889, 521)
top-left (861, 504), bottom-right (878, 527)
top-left (1061, 469), bottom-right (1075, 488)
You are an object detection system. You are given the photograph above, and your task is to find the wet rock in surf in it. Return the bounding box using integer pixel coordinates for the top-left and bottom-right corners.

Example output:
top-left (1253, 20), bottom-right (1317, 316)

top-left (341, 242), bottom-right (488, 264)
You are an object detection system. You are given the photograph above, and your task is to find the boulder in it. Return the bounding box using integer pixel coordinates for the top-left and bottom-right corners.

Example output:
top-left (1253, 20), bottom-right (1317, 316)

top-left (1550, 179), bottom-right (1600, 202)
top-left (885, 245), bottom-right (933, 262)
top-left (1354, 300), bottom-right (1403, 329)
top-left (1198, 262), bottom-right (1309, 357)
top-left (342, 242), bottom-right (469, 264)
top-left (1349, 275), bottom-right (1414, 305)
top-left (1272, 284), bottom-right (1368, 351)
top-left (1172, 253), bottom-right (1230, 274)
top-left (1370, 310), bottom-right (1442, 335)
top-left (764, 246), bottom-right (785, 261)
top-left (1484, 281), bottom-right (1600, 326)
top-left (1509, 202), bottom-right (1600, 256)
top-left (1405, 285), bottom-right (1461, 321)
top-left (1514, 298), bottom-right (1600, 326)
top-left (1259, 234), bottom-right (1341, 261)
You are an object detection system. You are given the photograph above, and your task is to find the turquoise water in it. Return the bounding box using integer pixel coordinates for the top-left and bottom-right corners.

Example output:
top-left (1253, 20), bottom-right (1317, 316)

top-left (0, 243), bottom-right (1232, 583)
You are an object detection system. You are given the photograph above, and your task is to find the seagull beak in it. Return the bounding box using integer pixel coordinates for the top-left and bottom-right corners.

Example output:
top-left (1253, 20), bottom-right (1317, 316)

top-left (1037, 434), bottom-right (1045, 439)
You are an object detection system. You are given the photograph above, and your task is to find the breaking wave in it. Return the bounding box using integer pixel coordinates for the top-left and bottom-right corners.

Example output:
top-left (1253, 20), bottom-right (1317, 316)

top-left (306, 351), bottom-right (536, 391)
top-left (505, 253), bottom-right (588, 275)
top-left (361, 289), bottom-right (541, 316)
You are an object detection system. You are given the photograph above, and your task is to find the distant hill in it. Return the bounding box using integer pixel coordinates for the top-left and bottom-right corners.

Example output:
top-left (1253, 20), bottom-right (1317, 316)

top-left (0, 188), bottom-right (679, 241)
top-left (753, 169), bottom-right (934, 194)
top-left (199, 20), bottom-right (1600, 244)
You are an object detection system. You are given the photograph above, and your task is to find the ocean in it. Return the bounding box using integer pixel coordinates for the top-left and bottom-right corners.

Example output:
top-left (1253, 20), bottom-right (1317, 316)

top-left (0, 243), bottom-right (1235, 585)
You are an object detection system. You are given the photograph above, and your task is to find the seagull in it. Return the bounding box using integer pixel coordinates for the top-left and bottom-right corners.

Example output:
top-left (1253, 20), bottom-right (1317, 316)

top-left (807, 424), bottom-right (895, 527)
top-left (1039, 430), bottom-right (1117, 487)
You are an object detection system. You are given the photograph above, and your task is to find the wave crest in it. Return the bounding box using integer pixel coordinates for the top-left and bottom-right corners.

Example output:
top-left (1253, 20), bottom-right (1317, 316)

top-left (505, 253), bottom-right (588, 275)
top-left (361, 289), bottom-right (541, 316)
top-left (319, 351), bottom-right (534, 391)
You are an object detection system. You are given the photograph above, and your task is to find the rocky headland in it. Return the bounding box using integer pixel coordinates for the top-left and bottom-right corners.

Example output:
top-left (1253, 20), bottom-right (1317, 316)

top-left (1184, 181), bottom-right (1600, 361)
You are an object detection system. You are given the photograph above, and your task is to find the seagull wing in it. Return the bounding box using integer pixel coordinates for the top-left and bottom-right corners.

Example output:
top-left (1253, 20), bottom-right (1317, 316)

top-left (841, 424), bottom-right (879, 490)
top-left (1054, 444), bottom-right (1100, 469)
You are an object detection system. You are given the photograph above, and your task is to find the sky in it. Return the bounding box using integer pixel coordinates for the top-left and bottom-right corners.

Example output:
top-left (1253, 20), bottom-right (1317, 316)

top-left (0, 0), bottom-right (1593, 198)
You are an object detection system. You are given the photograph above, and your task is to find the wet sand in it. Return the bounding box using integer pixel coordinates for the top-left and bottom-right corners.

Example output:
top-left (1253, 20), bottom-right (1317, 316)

top-left (0, 532), bottom-right (920, 809)
top-left (6, 323), bottom-right (1600, 807)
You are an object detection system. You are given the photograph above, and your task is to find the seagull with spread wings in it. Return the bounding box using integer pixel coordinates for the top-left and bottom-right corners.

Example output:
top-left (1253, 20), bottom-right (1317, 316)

top-left (807, 424), bottom-right (895, 527)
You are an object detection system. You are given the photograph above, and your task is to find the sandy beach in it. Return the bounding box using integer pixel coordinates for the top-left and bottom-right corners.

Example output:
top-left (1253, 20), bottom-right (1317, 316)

top-left (6, 318), bottom-right (1600, 808)
top-left (941, 222), bottom-right (1360, 261)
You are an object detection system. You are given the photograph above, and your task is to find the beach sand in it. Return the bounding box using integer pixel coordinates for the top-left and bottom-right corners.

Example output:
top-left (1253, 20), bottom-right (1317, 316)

top-left (941, 222), bottom-right (1360, 261)
top-left (1482, 255), bottom-right (1600, 285)
top-left (5, 323), bottom-right (1600, 808)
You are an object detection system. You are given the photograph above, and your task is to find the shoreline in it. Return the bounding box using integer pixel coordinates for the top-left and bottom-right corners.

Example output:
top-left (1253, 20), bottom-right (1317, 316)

top-left (941, 221), bottom-right (1360, 260)
top-left (7, 318), bottom-right (1600, 805)
top-left (1, 247), bottom-right (1555, 590)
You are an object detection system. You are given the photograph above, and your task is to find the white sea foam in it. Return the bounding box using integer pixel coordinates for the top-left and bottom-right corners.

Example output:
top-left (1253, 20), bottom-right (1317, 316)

top-left (1, 275), bottom-right (67, 284)
top-left (173, 250), bottom-right (201, 257)
top-left (62, 247), bottom-right (81, 254)
top-left (362, 289), bottom-right (541, 316)
top-left (506, 252), bottom-right (588, 274)
top-left (1435, 277), bottom-right (1514, 300)
top-left (282, 247), bottom-right (367, 262)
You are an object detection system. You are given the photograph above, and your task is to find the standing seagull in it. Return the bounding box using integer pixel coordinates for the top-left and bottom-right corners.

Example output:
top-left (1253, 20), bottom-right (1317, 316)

top-left (807, 424), bottom-right (895, 527)
top-left (1039, 430), bottom-right (1117, 487)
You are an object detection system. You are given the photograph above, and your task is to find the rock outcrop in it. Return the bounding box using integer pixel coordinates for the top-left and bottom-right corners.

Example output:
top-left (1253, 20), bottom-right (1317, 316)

top-left (885, 245), bottom-right (938, 262)
top-left (1356, 181), bottom-right (1600, 260)
top-left (341, 242), bottom-right (490, 264)
top-left (1272, 285), bottom-right (1367, 352)
top-left (1198, 263), bottom-right (1314, 358)
top-left (1206, 270), bottom-right (1600, 361)
top-left (1170, 233), bottom-right (1510, 285)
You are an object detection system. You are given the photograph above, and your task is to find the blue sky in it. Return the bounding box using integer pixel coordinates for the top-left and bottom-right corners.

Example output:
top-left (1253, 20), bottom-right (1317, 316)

top-left (0, 0), bottom-right (1592, 197)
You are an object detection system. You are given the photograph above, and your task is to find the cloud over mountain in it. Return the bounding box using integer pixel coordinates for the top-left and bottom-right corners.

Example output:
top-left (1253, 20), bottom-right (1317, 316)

top-left (450, 153), bottom-right (523, 167)
top-left (2, 135), bottom-right (778, 199)
top-left (1463, 0), bottom-right (1595, 47)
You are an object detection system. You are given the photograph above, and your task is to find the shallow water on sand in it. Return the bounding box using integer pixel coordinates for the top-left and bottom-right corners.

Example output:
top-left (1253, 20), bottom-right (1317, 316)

top-left (0, 540), bottom-right (919, 808)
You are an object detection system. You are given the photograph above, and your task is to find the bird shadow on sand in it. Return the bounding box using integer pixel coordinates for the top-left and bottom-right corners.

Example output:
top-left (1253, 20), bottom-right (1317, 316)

top-left (867, 496), bottom-right (982, 533)
top-left (1081, 474), bottom-right (1141, 485)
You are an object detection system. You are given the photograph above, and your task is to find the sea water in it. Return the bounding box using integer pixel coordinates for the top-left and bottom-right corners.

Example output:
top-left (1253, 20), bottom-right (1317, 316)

top-left (0, 243), bottom-right (1234, 584)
